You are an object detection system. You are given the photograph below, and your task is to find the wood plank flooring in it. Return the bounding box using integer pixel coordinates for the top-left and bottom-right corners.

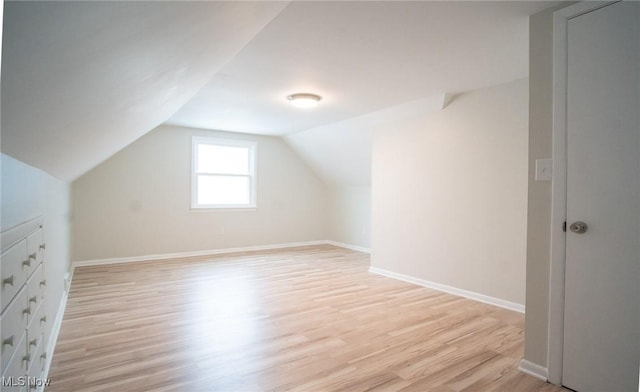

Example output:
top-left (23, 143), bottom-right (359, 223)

top-left (47, 245), bottom-right (568, 392)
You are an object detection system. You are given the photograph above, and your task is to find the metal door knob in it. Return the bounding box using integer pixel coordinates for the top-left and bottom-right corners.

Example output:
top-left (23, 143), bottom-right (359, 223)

top-left (570, 221), bottom-right (588, 234)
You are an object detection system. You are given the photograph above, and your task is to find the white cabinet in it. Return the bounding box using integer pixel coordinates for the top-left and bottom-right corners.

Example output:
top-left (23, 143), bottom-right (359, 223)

top-left (1, 218), bottom-right (48, 389)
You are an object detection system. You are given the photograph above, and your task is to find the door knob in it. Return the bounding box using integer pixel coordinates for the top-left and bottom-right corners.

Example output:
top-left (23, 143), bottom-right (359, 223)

top-left (570, 221), bottom-right (588, 234)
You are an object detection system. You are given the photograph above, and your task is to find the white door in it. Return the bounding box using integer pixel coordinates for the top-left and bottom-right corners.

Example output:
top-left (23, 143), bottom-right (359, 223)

top-left (563, 2), bottom-right (640, 392)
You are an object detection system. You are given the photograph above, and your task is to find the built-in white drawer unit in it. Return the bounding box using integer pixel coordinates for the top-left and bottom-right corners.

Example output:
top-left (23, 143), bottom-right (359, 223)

top-left (1, 218), bottom-right (47, 383)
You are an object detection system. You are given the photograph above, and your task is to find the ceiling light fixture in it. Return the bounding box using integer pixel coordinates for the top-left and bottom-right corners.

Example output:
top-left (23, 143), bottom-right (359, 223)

top-left (287, 93), bottom-right (322, 108)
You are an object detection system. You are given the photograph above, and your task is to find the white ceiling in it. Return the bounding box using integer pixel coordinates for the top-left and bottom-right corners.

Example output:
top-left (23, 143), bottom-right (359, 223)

top-left (1, 1), bottom-right (288, 181)
top-left (167, 1), bottom-right (561, 136)
top-left (1, 1), bottom-right (565, 184)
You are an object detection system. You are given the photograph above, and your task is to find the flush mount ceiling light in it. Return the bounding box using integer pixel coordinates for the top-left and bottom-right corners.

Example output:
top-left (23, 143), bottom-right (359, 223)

top-left (287, 93), bottom-right (322, 108)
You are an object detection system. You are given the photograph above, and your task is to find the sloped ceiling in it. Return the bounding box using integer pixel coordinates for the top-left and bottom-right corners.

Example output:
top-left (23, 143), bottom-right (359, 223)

top-left (2, 1), bottom-right (565, 185)
top-left (285, 94), bottom-right (448, 187)
top-left (167, 1), bottom-right (560, 136)
top-left (1, 1), bottom-right (288, 181)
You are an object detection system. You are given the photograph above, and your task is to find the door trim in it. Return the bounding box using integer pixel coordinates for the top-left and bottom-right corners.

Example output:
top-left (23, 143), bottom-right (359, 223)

top-left (547, 1), bottom-right (619, 385)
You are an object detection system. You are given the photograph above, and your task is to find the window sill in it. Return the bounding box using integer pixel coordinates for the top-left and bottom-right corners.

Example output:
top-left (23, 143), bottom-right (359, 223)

top-left (190, 206), bottom-right (257, 212)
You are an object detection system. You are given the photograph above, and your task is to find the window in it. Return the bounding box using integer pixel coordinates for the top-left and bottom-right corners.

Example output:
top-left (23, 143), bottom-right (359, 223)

top-left (191, 137), bottom-right (257, 209)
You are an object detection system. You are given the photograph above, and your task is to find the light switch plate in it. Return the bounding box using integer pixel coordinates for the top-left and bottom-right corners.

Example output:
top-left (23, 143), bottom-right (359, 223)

top-left (535, 159), bottom-right (553, 181)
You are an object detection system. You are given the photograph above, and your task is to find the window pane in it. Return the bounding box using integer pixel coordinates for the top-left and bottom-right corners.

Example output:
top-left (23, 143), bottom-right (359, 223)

top-left (197, 144), bottom-right (249, 175)
top-left (197, 175), bottom-right (250, 205)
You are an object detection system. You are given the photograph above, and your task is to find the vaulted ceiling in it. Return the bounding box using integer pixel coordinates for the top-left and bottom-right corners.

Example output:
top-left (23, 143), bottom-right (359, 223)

top-left (1, 1), bottom-right (563, 184)
top-left (1, 1), bottom-right (288, 181)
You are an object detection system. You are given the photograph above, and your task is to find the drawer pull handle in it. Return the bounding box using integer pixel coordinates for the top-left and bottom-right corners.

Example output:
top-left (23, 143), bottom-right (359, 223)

top-left (2, 336), bottom-right (14, 347)
top-left (40, 280), bottom-right (47, 287)
top-left (29, 296), bottom-right (38, 303)
top-left (23, 259), bottom-right (31, 267)
top-left (23, 307), bottom-right (31, 316)
top-left (29, 252), bottom-right (37, 260)
top-left (39, 244), bottom-right (46, 250)
top-left (29, 338), bottom-right (37, 347)
top-left (40, 316), bottom-right (47, 324)
top-left (2, 275), bottom-right (14, 286)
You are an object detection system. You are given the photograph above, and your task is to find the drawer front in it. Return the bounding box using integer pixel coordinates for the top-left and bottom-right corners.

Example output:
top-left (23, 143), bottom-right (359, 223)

top-left (26, 302), bottom-right (45, 355)
top-left (1, 333), bottom-right (28, 392)
top-left (1, 288), bottom-right (29, 373)
top-left (39, 305), bottom-right (49, 351)
top-left (25, 228), bottom-right (44, 268)
top-left (1, 240), bottom-right (29, 311)
top-left (27, 337), bottom-right (45, 387)
top-left (26, 264), bottom-right (44, 312)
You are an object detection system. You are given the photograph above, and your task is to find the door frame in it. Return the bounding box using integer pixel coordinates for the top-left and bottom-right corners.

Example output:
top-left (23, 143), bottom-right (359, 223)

top-left (547, 1), bottom-right (619, 385)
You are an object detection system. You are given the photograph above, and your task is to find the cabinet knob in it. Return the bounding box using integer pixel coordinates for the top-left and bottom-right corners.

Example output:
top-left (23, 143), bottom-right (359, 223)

top-left (40, 316), bottom-right (47, 324)
top-left (39, 243), bottom-right (46, 250)
top-left (29, 338), bottom-right (37, 347)
top-left (2, 336), bottom-right (14, 347)
top-left (29, 252), bottom-right (37, 260)
top-left (23, 259), bottom-right (31, 267)
top-left (22, 354), bottom-right (30, 366)
top-left (29, 296), bottom-right (37, 303)
top-left (40, 353), bottom-right (47, 360)
top-left (23, 307), bottom-right (31, 316)
top-left (2, 275), bottom-right (14, 286)
top-left (40, 280), bottom-right (47, 287)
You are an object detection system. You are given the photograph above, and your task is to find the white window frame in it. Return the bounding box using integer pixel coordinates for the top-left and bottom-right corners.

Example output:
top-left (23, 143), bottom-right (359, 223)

top-left (191, 136), bottom-right (257, 209)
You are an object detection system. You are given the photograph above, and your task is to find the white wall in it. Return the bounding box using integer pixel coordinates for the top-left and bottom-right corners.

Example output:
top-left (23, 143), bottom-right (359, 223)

top-left (327, 186), bottom-right (371, 250)
top-left (371, 78), bottom-right (529, 305)
top-left (1, 153), bottom-right (71, 361)
top-left (71, 125), bottom-right (329, 261)
top-left (524, 6), bottom-right (556, 368)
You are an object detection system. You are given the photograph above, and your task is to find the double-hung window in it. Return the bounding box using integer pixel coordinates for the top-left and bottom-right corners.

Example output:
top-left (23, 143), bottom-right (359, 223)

top-left (191, 137), bottom-right (257, 209)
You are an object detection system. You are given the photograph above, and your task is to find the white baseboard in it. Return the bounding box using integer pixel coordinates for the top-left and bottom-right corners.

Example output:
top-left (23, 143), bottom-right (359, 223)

top-left (40, 290), bottom-right (68, 391)
top-left (73, 240), bottom-right (332, 267)
top-left (73, 240), bottom-right (370, 268)
top-left (519, 359), bottom-right (549, 381)
top-left (368, 266), bottom-right (525, 313)
top-left (325, 240), bottom-right (371, 254)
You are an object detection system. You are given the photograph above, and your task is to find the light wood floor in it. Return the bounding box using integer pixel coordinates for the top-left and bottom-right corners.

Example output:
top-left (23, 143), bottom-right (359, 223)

top-left (47, 245), bottom-right (568, 392)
